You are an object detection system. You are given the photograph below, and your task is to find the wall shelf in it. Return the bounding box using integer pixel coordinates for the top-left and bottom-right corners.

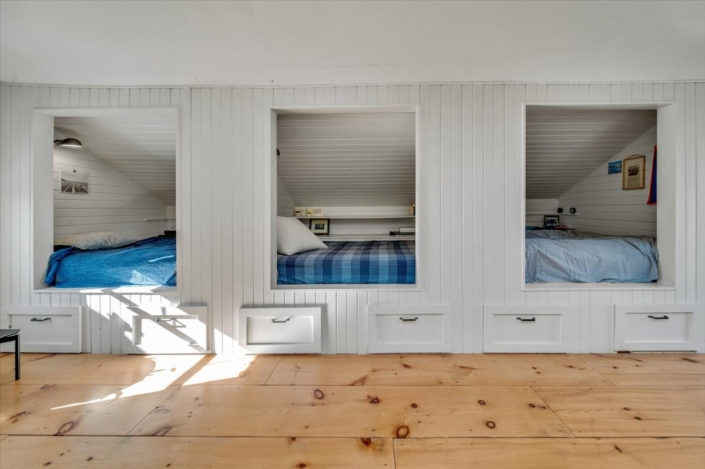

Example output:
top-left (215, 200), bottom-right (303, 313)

top-left (296, 216), bottom-right (415, 220)
top-left (317, 235), bottom-right (415, 241)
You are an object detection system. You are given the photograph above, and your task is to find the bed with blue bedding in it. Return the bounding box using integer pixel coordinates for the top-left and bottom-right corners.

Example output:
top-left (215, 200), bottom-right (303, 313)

top-left (277, 240), bottom-right (415, 285)
top-left (45, 236), bottom-right (176, 288)
top-left (525, 229), bottom-right (658, 283)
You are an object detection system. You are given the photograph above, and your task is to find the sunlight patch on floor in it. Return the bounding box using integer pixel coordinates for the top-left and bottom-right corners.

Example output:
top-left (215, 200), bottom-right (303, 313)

top-left (179, 354), bottom-right (259, 386)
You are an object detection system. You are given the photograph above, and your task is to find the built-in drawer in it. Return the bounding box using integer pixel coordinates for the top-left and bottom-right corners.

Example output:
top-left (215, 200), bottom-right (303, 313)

top-left (484, 305), bottom-right (570, 353)
top-left (0, 306), bottom-right (81, 353)
top-left (368, 305), bottom-right (451, 353)
top-left (239, 307), bottom-right (322, 354)
top-left (123, 306), bottom-right (208, 354)
top-left (615, 304), bottom-right (704, 352)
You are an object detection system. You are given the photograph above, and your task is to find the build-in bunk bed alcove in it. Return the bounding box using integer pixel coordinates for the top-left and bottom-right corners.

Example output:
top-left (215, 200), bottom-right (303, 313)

top-left (36, 109), bottom-right (178, 290)
top-left (523, 104), bottom-right (676, 288)
top-left (273, 110), bottom-right (417, 287)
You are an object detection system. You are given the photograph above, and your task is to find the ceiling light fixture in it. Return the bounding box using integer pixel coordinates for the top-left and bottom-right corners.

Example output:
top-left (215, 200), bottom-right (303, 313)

top-left (54, 138), bottom-right (83, 149)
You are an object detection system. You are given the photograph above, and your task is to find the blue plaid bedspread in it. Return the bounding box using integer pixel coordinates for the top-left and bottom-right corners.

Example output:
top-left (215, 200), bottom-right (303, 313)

top-left (277, 240), bottom-right (416, 285)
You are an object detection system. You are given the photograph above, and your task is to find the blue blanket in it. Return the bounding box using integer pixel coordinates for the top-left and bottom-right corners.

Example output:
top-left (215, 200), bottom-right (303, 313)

top-left (45, 236), bottom-right (176, 288)
top-left (278, 240), bottom-right (415, 284)
top-left (526, 234), bottom-right (658, 283)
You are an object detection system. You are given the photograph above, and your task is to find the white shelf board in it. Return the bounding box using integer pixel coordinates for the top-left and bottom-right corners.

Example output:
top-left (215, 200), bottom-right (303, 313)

top-left (318, 235), bottom-right (416, 241)
top-left (296, 216), bottom-right (415, 220)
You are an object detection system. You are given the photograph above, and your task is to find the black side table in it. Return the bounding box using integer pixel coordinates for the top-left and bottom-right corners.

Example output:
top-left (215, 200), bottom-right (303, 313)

top-left (0, 329), bottom-right (20, 380)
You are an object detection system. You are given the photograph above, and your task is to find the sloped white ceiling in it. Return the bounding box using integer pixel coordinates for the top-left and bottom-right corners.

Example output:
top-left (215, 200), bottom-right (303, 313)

top-left (1, 1), bottom-right (703, 86)
top-left (55, 111), bottom-right (177, 205)
top-left (526, 108), bottom-right (656, 199)
top-left (277, 112), bottom-right (415, 207)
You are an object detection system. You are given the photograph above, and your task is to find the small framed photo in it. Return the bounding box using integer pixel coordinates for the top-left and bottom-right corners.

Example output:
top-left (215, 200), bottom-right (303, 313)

top-left (544, 215), bottom-right (560, 228)
top-left (60, 170), bottom-right (90, 194)
top-left (622, 155), bottom-right (646, 190)
top-left (608, 160), bottom-right (622, 174)
top-left (309, 218), bottom-right (330, 235)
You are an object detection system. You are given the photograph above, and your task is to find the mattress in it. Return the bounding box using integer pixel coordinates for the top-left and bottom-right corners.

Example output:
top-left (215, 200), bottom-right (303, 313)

top-left (277, 240), bottom-right (416, 285)
top-left (525, 230), bottom-right (659, 283)
top-left (45, 236), bottom-right (176, 288)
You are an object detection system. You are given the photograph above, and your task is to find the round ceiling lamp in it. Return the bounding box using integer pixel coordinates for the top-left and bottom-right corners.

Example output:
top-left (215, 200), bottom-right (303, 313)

top-left (54, 138), bottom-right (83, 149)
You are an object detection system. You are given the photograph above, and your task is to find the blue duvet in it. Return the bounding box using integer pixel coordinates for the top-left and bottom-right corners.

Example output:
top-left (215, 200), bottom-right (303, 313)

top-left (45, 237), bottom-right (176, 288)
top-left (525, 232), bottom-right (658, 283)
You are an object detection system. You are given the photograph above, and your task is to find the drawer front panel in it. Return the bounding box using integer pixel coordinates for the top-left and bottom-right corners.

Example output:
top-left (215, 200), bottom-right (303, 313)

top-left (375, 314), bottom-right (444, 346)
top-left (1, 307), bottom-right (81, 353)
top-left (615, 305), bottom-right (703, 352)
top-left (623, 312), bottom-right (692, 343)
top-left (491, 314), bottom-right (561, 345)
top-left (12, 314), bottom-right (74, 346)
top-left (247, 316), bottom-right (315, 345)
top-left (484, 306), bottom-right (570, 353)
top-left (239, 307), bottom-right (322, 354)
top-left (368, 305), bottom-right (452, 353)
top-left (124, 306), bottom-right (208, 354)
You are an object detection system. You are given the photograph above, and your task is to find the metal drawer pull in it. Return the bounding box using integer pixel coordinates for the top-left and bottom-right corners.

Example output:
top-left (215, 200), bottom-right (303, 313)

top-left (516, 317), bottom-right (536, 322)
top-left (271, 316), bottom-right (293, 323)
top-left (31, 317), bottom-right (52, 322)
top-left (155, 317), bottom-right (186, 328)
top-left (399, 317), bottom-right (418, 322)
top-left (647, 315), bottom-right (669, 320)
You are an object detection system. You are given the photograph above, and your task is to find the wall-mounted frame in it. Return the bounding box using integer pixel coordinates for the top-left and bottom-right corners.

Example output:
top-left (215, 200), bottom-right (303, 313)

top-left (60, 170), bottom-right (90, 194)
top-left (622, 155), bottom-right (646, 190)
top-left (265, 105), bottom-right (424, 292)
top-left (520, 102), bottom-right (679, 292)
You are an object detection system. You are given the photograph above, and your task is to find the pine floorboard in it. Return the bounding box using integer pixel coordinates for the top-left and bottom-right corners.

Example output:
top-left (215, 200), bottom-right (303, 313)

top-left (577, 353), bottom-right (705, 385)
top-left (394, 437), bottom-right (705, 469)
top-left (0, 352), bottom-right (703, 468)
top-left (267, 353), bottom-right (610, 386)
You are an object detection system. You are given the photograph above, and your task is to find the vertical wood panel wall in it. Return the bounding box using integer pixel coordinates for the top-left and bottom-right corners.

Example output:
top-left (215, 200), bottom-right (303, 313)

top-left (1, 82), bottom-right (703, 354)
top-left (53, 146), bottom-right (168, 241)
top-left (558, 127), bottom-right (657, 237)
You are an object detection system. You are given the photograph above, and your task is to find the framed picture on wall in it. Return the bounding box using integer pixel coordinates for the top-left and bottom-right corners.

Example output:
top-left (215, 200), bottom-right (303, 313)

top-left (622, 155), bottom-right (646, 190)
top-left (60, 170), bottom-right (90, 194)
top-left (309, 218), bottom-right (330, 235)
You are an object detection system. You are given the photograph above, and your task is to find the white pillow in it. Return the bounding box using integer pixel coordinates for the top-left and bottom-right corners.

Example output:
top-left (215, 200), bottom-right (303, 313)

top-left (277, 216), bottom-right (327, 255)
top-left (55, 231), bottom-right (138, 250)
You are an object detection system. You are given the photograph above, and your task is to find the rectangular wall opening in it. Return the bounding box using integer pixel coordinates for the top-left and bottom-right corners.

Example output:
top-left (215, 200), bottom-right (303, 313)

top-left (32, 108), bottom-right (179, 292)
top-left (522, 103), bottom-right (677, 290)
top-left (270, 107), bottom-right (420, 289)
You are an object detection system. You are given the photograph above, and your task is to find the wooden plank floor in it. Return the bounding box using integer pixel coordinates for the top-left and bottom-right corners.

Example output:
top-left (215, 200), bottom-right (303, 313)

top-left (1, 352), bottom-right (703, 468)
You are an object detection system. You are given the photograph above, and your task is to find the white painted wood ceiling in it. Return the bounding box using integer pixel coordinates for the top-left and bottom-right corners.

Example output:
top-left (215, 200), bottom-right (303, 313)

top-left (526, 108), bottom-right (656, 199)
top-left (54, 111), bottom-right (177, 205)
top-left (277, 113), bottom-right (415, 207)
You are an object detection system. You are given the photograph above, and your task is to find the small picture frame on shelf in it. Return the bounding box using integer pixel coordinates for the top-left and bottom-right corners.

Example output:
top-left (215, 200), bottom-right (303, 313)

top-left (544, 215), bottom-right (560, 228)
top-left (309, 218), bottom-right (330, 235)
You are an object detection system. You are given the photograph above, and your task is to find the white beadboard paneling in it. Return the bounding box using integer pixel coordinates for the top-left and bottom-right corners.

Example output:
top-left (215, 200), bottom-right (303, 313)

top-left (277, 112), bottom-right (416, 208)
top-left (1, 82), bottom-right (703, 356)
top-left (53, 146), bottom-right (167, 241)
top-left (526, 108), bottom-right (656, 199)
top-left (277, 176), bottom-right (295, 216)
top-left (0, 85), bottom-right (183, 354)
top-left (558, 127), bottom-right (657, 236)
top-left (526, 199), bottom-right (558, 227)
top-left (54, 113), bottom-right (177, 205)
